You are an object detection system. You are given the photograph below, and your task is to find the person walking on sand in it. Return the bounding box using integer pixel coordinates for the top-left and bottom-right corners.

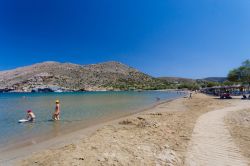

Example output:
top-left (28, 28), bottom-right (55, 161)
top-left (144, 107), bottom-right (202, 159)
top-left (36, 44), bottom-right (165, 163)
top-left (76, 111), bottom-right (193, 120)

top-left (189, 91), bottom-right (192, 99)
top-left (52, 100), bottom-right (60, 120)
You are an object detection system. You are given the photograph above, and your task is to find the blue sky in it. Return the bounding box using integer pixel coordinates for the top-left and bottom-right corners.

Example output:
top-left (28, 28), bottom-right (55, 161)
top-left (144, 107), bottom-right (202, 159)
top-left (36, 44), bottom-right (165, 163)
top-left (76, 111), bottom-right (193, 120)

top-left (0, 0), bottom-right (250, 78)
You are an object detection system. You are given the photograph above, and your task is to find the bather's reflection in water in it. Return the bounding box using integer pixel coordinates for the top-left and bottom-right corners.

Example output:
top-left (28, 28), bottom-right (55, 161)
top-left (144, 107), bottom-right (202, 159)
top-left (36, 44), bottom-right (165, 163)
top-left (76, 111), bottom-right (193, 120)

top-left (52, 121), bottom-right (62, 137)
top-left (25, 122), bottom-right (34, 130)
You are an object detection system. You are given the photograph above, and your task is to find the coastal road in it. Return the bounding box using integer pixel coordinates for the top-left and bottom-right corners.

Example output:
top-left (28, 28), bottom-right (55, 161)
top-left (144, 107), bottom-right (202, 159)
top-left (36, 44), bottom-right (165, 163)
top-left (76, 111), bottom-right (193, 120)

top-left (185, 102), bottom-right (250, 166)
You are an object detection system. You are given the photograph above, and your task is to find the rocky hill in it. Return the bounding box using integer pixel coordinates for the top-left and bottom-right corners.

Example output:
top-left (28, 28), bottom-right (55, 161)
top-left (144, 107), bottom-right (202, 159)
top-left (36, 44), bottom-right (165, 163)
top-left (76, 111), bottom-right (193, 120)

top-left (0, 61), bottom-right (169, 92)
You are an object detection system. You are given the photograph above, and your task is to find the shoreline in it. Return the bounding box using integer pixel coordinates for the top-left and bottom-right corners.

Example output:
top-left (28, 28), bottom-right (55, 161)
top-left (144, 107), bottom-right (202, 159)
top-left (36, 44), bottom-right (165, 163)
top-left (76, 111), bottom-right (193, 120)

top-left (0, 94), bottom-right (185, 165)
top-left (13, 93), bottom-right (244, 165)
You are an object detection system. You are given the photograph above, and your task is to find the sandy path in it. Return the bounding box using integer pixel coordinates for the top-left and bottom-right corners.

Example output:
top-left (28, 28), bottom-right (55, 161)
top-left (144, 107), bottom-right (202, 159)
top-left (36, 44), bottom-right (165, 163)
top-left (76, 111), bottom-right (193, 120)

top-left (185, 102), bottom-right (250, 166)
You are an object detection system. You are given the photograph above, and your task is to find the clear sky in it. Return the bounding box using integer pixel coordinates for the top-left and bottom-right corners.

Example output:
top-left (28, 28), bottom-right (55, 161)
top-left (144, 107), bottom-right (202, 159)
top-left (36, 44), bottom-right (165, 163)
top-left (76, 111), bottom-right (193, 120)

top-left (0, 0), bottom-right (250, 78)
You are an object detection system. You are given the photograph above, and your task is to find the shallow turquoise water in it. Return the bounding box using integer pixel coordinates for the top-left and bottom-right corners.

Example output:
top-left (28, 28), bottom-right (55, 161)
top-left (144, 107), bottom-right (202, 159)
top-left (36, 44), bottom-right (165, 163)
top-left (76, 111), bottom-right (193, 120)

top-left (0, 91), bottom-right (184, 149)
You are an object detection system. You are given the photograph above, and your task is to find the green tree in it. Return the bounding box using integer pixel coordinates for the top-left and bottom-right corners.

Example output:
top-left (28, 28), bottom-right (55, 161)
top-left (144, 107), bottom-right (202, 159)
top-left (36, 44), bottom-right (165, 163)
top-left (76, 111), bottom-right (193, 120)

top-left (178, 83), bottom-right (200, 90)
top-left (228, 60), bottom-right (250, 84)
top-left (206, 81), bottom-right (219, 87)
top-left (222, 80), bottom-right (235, 86)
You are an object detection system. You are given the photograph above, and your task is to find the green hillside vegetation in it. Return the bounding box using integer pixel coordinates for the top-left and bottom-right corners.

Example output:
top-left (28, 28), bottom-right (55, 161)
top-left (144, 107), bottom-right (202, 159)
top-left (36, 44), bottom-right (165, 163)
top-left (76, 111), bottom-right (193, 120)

top-left (107, 78), bottom-right (174, 90)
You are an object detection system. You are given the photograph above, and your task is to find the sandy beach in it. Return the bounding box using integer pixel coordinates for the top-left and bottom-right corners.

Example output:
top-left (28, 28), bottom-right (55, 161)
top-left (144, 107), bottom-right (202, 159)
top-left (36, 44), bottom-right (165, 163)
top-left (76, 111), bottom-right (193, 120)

top-left (2, 93), bottom-right (250, 165)
top-left (225, 109), bottom-right (250, 162)
top-left (1, 0), bottom-right (249, 165)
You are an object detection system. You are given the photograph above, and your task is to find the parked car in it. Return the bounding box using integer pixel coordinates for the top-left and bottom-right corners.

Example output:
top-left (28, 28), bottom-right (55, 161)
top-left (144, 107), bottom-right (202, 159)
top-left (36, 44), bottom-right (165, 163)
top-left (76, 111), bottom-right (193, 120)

top-left (220, 93), bottom-right (232, 99)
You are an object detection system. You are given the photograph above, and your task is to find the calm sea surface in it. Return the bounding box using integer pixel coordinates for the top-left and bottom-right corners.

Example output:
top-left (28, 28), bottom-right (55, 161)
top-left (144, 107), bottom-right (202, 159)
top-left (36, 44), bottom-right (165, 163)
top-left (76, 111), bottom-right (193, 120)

top-left (0, 91), bottom-right (185, 150)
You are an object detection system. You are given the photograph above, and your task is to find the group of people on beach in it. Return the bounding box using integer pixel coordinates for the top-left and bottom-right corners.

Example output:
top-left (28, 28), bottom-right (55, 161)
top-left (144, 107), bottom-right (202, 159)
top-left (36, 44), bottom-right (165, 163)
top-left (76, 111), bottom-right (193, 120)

top-left (25, 99), bottom-right (61, 122)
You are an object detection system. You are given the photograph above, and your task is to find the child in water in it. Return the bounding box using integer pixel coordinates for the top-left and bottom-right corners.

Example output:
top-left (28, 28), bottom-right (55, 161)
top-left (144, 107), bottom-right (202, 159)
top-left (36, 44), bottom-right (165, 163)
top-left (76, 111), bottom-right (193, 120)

top-left (52, 100), bottom-right (60, 120)
top-left (26, 110), bottom-right (36, 122)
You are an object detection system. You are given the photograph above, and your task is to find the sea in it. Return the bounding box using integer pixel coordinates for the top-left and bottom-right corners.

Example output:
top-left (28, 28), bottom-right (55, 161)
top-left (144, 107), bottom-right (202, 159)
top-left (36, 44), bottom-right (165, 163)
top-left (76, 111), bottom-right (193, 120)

top-left (0, 90), bottom-right (185, 151)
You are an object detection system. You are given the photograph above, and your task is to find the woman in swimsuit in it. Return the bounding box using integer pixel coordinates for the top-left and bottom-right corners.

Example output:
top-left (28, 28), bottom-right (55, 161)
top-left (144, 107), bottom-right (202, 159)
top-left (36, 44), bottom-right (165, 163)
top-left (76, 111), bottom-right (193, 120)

top-left (52, 100), bottom-right (60, 120)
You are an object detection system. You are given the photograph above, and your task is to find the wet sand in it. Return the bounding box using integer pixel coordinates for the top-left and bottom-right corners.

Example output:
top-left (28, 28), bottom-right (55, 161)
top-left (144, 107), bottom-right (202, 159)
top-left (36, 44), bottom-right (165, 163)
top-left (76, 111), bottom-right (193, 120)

top-left (2, 93), bottom-right (249, 165)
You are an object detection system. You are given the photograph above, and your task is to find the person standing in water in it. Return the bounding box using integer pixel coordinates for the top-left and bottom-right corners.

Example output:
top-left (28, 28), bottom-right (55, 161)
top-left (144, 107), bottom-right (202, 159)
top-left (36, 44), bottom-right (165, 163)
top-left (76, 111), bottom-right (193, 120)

top-left (52, 100), bottom-right (60, 120)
